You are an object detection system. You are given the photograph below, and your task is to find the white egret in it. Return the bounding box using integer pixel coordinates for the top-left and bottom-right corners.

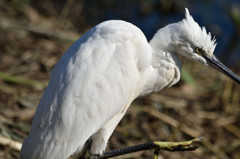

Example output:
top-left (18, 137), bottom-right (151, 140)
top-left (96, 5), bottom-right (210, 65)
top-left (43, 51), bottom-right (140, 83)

top-left (20, 8), bottom-right (240, 159)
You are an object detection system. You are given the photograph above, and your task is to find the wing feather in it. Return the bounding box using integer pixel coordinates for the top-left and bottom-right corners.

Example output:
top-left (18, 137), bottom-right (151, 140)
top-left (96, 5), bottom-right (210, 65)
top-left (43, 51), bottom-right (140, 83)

top-left (20, 20), bottom-right (152, 159)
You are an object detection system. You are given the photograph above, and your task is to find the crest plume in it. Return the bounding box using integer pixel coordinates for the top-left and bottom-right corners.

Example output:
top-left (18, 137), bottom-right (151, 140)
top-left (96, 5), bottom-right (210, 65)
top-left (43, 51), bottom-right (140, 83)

top-left (179, 8), bottom-right (217, 55)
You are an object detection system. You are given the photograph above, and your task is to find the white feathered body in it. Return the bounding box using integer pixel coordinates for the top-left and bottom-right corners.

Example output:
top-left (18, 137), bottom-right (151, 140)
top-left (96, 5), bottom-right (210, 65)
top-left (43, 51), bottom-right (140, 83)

top-left (20, 20), bottom-right (181, 159)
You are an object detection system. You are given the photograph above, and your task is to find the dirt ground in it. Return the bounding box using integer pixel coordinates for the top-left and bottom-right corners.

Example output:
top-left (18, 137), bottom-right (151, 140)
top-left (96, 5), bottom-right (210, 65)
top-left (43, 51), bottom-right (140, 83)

top-left (0, 1), bottom-right (240, 159)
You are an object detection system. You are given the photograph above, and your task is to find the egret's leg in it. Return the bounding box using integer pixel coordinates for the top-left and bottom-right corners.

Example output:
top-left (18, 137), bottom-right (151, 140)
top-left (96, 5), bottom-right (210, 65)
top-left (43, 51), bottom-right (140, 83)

top-left (90, 112), bottom-right (126, 155)
top-left (153, 148), bottom-right (160, 159)
top-left (79, 137), bottom-right (93, 159)
top-left (96, 137), bottom-right (202, 159)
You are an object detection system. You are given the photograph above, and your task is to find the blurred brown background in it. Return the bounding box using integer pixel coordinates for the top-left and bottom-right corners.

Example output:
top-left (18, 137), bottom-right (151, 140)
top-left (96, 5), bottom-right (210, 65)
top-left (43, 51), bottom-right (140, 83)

top-left (0, 0), bottom-right (240, 159)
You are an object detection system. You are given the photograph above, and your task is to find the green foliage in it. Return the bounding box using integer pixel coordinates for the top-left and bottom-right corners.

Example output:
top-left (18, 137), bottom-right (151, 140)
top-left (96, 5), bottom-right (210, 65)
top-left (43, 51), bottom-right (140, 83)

top-left (181, 67), bottom-right (196, 86)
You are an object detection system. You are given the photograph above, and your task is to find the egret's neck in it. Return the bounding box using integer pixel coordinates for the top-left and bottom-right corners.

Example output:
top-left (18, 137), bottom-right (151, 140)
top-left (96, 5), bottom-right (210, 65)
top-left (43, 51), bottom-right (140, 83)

top-left (139, 25), bottom-right (182, 96)
top-left (149, 23), bottom-right (182, 73)
top-left (150, 23), bottom-right (181, 54)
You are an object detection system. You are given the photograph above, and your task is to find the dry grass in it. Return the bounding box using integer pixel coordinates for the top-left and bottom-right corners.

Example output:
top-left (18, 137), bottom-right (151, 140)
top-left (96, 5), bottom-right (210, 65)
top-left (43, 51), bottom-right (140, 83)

top-left (0, 1), bottom-right (240, 159)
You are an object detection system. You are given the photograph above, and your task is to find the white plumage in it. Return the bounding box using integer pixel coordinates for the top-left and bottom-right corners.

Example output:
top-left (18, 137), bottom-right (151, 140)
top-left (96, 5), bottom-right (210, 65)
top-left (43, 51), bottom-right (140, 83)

top-left (20, 8), bottom-right (238, 159)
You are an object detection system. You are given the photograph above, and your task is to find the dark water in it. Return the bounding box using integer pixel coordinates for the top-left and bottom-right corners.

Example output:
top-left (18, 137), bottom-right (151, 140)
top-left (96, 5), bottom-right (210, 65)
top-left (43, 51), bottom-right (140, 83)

top-left (82, 0), bottom-right (240, 67)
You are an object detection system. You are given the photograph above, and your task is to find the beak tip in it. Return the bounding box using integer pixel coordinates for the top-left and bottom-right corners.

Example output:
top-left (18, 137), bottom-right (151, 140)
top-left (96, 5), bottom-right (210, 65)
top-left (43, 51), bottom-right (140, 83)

top-left (204, 55), bottom-right (240, 85)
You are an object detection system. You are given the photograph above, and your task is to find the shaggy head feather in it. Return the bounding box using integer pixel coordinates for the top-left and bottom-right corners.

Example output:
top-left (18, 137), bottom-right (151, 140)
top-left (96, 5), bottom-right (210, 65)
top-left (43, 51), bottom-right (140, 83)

top-left (179, 8), bottom-right (217, 56)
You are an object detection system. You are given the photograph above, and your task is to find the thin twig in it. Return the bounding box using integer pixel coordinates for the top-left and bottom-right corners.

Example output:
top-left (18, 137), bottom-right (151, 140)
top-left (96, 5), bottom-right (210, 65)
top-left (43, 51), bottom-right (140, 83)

top-left (141, 106), bottom-right (230, 159)
top-left (141, 107), bottom-right (201, 137)
top-left (0, 18), bottom-right (80, 42)
top-left (0, 134), bottom-right (22, 151)
top-left (0, 72), bottom-right (47, 90)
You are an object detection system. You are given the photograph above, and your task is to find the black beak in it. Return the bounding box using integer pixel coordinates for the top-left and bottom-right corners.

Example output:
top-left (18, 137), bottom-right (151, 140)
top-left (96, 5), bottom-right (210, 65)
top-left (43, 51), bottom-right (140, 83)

top-left (203, 54), bottom-right (240, 85)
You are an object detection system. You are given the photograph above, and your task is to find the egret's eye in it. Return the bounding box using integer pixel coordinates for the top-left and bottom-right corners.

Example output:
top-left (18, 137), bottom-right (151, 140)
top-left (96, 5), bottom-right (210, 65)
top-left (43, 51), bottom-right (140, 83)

top-left (195, 47), bottom-right (203, 55)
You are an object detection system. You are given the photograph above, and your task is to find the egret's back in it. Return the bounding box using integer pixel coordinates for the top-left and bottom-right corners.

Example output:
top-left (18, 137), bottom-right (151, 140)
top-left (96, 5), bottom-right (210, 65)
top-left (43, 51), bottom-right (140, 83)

top-left (20, 8), bottom-right (240, 159)
top-left (20, 20), bottom-right (152, 159)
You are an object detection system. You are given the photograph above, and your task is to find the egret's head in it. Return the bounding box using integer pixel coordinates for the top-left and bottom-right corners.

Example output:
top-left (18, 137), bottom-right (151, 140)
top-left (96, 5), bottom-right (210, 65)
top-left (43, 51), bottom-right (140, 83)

top-left (173, 8), bottom-right (240, 84)
top-left (174, 8), bottom-right (216, 65)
